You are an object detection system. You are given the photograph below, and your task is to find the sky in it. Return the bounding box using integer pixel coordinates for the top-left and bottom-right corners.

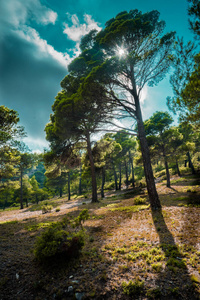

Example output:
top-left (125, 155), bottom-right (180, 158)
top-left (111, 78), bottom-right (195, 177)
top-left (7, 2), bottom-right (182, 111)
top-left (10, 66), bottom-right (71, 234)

top-left (0, 0), bottom-right (194, 152)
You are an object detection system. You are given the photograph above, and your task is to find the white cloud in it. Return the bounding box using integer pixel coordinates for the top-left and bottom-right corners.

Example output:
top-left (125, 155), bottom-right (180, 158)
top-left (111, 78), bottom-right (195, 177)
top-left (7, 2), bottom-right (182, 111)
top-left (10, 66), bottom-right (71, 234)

top-left (23, 136), bottom-right (49, 153)
top-left (63, 13), bottom-right (101, 42)
top-left (15, 26), bottom-right (70, 68)
top-left (0, 0), bottom-right (57, 29)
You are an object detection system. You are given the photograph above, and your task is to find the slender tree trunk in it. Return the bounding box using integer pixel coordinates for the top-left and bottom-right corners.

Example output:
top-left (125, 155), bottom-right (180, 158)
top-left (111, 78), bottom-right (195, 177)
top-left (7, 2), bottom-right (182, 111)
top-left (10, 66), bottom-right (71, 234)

top-left (134, 92), bottom-right (161, 210)
top-left (187, 151), bottom-right (195, 174)
top-left (79, 166), bottom-right (82, 195)
top-left (86, 133), bottom-right (98, 202)
top-left (68, 172), bottom-right (71, 201)
top-left (112, 160), bottom-right (118, 191)
top-left (101, 167), bottom-right (105, 198)
top-left (124, 159), bottom-right (129, 188)
top-left (20, 169), bottom-right (23, 209)
top-left (59, 187), bottom-right (63, 198)
top-left (176, 158), bottom-right (181, 177)
top-left (185, 160), bottom-right (187, 167)
top-left (36, 195), bottom-right (39, 204)
top-left (25, 199), bottom-right (28, 207)
top-left (119, 162), bottom-right (122, 190)
top-left (163, 146), bottom-right (170, 188)
top-left (129, 151), bottom-right (135, 188)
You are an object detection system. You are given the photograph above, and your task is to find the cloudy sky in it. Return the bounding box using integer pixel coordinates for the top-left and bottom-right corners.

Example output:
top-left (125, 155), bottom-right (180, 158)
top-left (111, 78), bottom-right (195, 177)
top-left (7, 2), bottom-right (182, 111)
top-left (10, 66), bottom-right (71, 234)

top-left (0, 0), bottom-right (194, 152)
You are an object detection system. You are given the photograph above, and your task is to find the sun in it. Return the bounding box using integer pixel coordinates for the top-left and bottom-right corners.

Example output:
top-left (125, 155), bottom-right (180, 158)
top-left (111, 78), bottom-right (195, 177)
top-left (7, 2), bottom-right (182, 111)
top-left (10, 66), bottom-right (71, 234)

top-left (118, 48), bottom-right (125, 56)
top-left (116, 46), bottom-right (126, 57)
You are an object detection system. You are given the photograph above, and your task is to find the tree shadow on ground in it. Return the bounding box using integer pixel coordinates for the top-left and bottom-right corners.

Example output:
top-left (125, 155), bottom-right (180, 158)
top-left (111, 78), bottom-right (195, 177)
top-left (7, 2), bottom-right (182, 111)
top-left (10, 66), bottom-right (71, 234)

top-left (152, 207), bottom-right (199, 299)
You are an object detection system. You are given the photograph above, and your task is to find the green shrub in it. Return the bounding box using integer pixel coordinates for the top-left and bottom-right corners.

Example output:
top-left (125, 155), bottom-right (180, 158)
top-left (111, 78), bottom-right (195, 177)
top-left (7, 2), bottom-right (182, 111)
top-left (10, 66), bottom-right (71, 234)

top-left (42, 204), bottom-right (53, 214)
top-left (134, 196), bottom-right (146, 205)
top-left (105, 182), bottom-right (115, 190)
top-left (122, 279), bottom-right (144, 296)
top-left (34, 226), bottom-right (84, 262)
top-left (146, 287), bottom-right (161, 299)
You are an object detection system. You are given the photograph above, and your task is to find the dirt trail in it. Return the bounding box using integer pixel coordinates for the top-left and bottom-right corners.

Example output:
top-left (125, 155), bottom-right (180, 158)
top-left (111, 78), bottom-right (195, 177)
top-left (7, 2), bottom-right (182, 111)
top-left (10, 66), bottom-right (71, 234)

top-left (0, 198), bottom-right (92, 223)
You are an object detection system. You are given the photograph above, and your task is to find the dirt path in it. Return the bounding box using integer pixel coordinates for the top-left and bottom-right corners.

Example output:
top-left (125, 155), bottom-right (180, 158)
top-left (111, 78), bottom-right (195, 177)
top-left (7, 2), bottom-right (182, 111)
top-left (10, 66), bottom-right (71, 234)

top-left (0, 198), bottom-right (92, 223)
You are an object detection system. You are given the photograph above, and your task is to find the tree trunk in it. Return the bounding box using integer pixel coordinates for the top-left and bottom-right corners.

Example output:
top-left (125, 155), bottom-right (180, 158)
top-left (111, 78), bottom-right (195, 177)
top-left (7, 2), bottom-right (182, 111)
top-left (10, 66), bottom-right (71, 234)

top-left (187, 151), bottom-right (195, 174)
top-left (176, 158), bottom-right (181, 177)
top-left (59, 187), bottom-right (63, 198)
top-left (79, 166), bottom-right (82, 195)
top-left (134, 93), bottom-right (161, 210)
top-left (20, 169), bottom-right (23, 209)
top-left (124, 159), bottom-right (129, 188)
top-left (129, 151), bottom-right (135, 188)
top-left (119, 162), bottom-right (122, 190)
top-left (68, 172), bottom-right (71, 201)
top-left (162, 146), bottom-right (170, 188)
top-left (112, 161), bottom-right (118, 191)
top-left (25, 198), bottom-right (28, 207)
top-left (185, 160), bottom-right (187, 167)
top-left (86, 133), bottom-right (98, 202)
top-left (101, 167), bottom-right (105, 198)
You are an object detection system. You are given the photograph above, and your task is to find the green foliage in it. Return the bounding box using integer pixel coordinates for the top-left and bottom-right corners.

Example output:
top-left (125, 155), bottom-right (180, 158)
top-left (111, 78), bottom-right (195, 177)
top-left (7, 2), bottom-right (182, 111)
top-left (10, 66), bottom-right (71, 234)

top-left (34, 226), bottom-right (84, 261)
top-left (33, 210), bottom-right (89, 261)
top-left (146, 287), bottom-right (161, 299)
top-left (72, 209), bottom-right (90, 228)
top-left (134, 196), bottom-right (147, 205)
top-left (122, 279), bottom-right (144, 296)
top-left (42, 204), bottom-right (53, 214)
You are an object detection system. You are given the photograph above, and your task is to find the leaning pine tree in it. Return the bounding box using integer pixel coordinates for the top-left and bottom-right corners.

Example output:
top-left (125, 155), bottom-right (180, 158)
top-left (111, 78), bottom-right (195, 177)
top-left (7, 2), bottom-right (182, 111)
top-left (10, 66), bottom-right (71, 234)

top-left (69, 10), bottom-right (175, 209)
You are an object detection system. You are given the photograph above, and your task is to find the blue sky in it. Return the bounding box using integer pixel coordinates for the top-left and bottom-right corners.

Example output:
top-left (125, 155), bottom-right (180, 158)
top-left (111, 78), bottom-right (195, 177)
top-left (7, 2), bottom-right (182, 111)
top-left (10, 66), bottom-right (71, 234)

top-left (0, 0), bottom-right (194, 152)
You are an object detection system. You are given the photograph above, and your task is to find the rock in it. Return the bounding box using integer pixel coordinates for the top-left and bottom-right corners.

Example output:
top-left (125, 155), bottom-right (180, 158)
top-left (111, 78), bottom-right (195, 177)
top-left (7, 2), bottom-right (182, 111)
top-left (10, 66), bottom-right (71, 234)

top-left (75, 292), bottom-right (85, 300)
top-left (68, 286), bottom-right (73, 293)
top-left (69, 275), bottom-right (74, 279)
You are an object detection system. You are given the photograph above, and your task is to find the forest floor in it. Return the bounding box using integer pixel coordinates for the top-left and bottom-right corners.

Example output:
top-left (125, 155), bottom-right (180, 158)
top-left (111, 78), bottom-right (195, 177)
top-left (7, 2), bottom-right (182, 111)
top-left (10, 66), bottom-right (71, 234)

top-left (0, 174), bottom-right (200, 300)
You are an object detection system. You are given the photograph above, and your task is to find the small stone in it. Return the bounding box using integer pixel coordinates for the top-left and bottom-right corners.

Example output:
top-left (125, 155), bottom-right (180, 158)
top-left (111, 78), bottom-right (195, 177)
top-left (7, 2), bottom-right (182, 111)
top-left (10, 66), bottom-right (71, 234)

top-left (69, 275), bottom-right (74, 279)
top-left (72, 280), bottom-right (79, 284)
top-left (75, 292), bottom-right (85, 300)
top-left (68, 286), bottom-right (73, 293)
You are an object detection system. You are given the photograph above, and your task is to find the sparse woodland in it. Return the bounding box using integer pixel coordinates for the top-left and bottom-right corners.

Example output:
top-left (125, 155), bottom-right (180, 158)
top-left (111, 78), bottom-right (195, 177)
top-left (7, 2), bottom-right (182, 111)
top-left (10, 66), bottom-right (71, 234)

top-left (0, 1), bottom-right (200, 299)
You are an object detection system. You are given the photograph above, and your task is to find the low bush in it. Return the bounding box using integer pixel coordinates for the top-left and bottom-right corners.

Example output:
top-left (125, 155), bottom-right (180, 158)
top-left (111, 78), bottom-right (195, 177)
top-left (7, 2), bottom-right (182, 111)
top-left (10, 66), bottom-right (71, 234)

top-left (122, 279), bottom-right (144, 296)
top-left (33, 209), bottom-right (89, 262)
top-left (134, 196), bottom-right (146, 205)
top-left (34, 227), bottom-right (84, 261)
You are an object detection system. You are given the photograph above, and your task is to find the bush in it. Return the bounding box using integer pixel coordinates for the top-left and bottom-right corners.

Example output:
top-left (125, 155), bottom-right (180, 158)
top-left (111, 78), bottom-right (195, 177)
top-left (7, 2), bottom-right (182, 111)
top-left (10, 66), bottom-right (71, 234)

top-left (122, 279), bottom-right (144, 296)
top-left (134, 196), bottom-right (146, 205)
top-left (42, 204), bottom-right (53, 214)
top-left (34, 226), bottom-right (85, 262)
top-left (33, 210), bottom-right (89, 262)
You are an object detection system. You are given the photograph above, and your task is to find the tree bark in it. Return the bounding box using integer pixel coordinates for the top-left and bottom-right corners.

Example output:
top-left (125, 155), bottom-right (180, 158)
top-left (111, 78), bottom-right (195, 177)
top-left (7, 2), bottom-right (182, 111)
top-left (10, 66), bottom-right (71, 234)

top-left (187, 151), bottom-right (195, 174)
top-left (119, 162), bottom-right (122, 190)
top-left (68, 172), bottom-right (71, 201)
top-left (101, 167), bottom-right (105, 198)
top-left (20, 169), bottom-right (23, 209)
top-left (59, 187), bottom-right (63, 198)
top-left (129, 151), bottom-right (135, 188)
top-left (176, 158), bottom-right (181, 177)
top-left (162, 146), bottom-right (170, 188)
top-left (79, 166), bottom-right (82, 195)
top-left (124, 159), bottom-right (129, 188)
top-left (86, 133), bottom-right (98, 202)
top-left (112, 160), bottom-right (118, 191)
top-left (134, 93), bottom-right (161, 209)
